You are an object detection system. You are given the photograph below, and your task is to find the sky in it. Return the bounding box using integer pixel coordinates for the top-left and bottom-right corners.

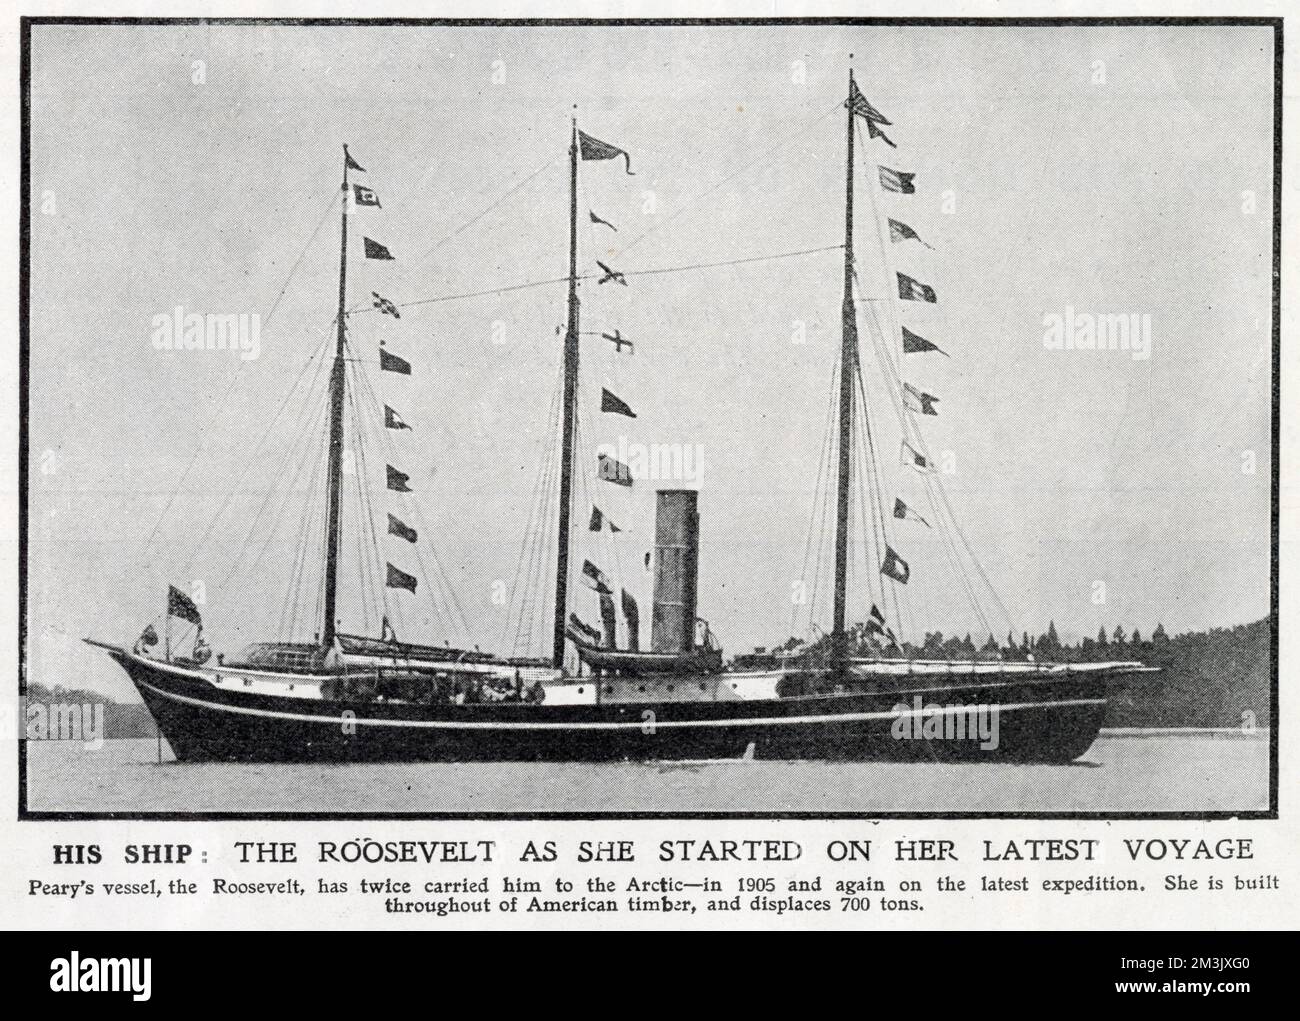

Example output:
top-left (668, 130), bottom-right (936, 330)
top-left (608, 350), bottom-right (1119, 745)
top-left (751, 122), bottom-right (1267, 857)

top-left (25, 22), bottom-right (1274, 699)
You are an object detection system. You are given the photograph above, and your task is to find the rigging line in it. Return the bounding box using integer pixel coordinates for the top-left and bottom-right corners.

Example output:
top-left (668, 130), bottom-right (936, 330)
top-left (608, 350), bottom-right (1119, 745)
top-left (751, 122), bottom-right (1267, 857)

top-left (279, 439), bottom-right (325, 641)
top-left (181, 330), bottom-right (333, 580)
top-left (807, 350), bottom-right (843, 641)
top-left (574, 402), bottom-right (623, 627)
top-left (865, 298), bottom-right (996, 638)
top-left (409, 157), bottom-right (559, 269)
top-left (360, 357), bottom-right (474, 645)
top-left (137, 190), bottom-right (341, 565)
top-left (240, 386), bottom-right (332, 629)
top-left (345, 359), bottom-right (382, 637)
top-left (791, 365), bottom-right (839, 641)
top-left (347, 244), bottom-right (846, 316)
top-left (351, 352), bottom-right (471, 644)
top-left (618, 244), bottom-right (845, 280)
top-left (855, 299), bottom-right (914, 642)
top-left (352, 355), bottom-right (394, 636)
top-left (227, 380), bottom-right (330, 603)
top-left (516, 436), bottom-right (559, 656)
top-left (517, 384), bottom-right (563, 656)
top-left (851, 352), bottom-right (890, 639)
top-left (264, 190), bottom-right (343, 331)
top-left (871, 317), bottom-right (986, 640)
top-left (611, 100), bottom-right (846, 261)
top-left (502, 359), bottom-right (564, 652)
top-left (853, 120), bottom-right (1008, 638)
top-left (224, 355), bottom-right (334, 594)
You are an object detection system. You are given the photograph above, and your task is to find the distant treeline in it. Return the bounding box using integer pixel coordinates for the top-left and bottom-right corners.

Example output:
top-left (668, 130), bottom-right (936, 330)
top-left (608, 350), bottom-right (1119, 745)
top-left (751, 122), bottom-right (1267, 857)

top-left (770, 618), bottom-right (1272, 728)
top-left (24, 683), bottom-right (158, 739)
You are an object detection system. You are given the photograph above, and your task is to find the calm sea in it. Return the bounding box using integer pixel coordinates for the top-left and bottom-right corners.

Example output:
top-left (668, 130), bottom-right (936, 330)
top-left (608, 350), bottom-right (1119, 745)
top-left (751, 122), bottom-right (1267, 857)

top-left (24, 731), bottom-right (1270, 814)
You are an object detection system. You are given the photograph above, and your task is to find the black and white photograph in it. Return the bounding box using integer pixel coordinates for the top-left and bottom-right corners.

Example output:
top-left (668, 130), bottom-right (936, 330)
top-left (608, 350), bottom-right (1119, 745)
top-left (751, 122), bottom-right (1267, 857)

top-left (19, 17), bottom-right (1276, 817)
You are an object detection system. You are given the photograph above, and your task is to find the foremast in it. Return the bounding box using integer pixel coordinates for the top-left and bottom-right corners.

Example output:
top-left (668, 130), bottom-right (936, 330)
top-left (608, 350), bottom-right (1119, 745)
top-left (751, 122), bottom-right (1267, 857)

top-left (322, 145), bottom-right (352, 648)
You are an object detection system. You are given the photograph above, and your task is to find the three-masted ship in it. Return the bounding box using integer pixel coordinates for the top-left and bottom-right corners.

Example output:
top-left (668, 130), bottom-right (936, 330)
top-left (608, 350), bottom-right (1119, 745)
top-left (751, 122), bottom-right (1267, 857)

top-left (89, 71), bottom-right (1150, 763)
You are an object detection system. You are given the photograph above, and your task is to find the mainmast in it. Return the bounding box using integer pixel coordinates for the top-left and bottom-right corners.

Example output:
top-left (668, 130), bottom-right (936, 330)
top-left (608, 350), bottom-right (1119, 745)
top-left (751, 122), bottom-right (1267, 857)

top-left (552, 117), bottom-right (581, 668)
top-left (832, 68), bottom-right (859, 676)
top-left (321, 145), bottom-right (351, 648)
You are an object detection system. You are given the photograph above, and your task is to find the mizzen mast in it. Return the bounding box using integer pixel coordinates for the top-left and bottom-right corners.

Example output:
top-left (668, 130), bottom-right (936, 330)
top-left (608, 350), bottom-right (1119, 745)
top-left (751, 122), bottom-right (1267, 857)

top-left (832, 68), bottom-right (860, 677)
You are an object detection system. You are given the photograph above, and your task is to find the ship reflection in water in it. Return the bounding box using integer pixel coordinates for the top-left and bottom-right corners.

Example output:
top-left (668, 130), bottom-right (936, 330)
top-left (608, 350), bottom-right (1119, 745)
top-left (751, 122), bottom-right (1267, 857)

top-left (25, 731), bottom-right (1269, 815)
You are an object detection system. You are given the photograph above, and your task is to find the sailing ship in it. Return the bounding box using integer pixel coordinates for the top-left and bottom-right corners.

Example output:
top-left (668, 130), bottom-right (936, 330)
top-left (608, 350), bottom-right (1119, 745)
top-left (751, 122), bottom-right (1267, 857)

top-left (87, 71), bottom-right (1152, 763)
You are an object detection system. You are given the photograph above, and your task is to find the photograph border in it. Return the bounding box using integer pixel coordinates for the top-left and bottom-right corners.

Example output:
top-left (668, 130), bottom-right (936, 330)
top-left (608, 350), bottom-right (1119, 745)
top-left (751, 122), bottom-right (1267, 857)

top-left (15, 14), bottom-right (1282, 822)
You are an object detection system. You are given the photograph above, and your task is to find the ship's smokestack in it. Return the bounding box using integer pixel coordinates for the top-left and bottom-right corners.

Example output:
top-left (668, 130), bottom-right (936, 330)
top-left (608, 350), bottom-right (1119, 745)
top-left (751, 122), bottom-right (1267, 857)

top-left (651, 490), bottom-right (699, 653)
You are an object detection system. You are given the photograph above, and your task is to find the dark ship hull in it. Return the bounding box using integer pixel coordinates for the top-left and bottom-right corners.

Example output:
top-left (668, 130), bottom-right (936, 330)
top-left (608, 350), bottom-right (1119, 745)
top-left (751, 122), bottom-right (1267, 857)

top-left (109, 648), bottom-right (1120, 764)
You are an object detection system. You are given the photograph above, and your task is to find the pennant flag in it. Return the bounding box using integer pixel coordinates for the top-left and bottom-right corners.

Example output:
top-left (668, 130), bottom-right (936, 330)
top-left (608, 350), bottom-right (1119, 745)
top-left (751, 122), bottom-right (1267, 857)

top-left (603, 330), bottom-right (633, 354)
top-left (881, 546), bottom-right (911, 585)
top-left (372, 292), bottom-right (401, 318)
top-left (893, 497), bottom-right (931, 528)
top-left (847, 79), bottom-right (891, 125)
top-left (386, 563), bottom-right (417, 593)
top-left (380, 348), bottom-right (411, 374)
top-left (600, 388), bottom-right (637, 418)
top-left (385, 405), bottom-right (412, 430)
top-left (871, 604), bottom-right (887, 626)
top-left (897, 273), bottom-right (937, 303)
top-left (381, 616), bottom-right (398, 642)
top-left (590, 210), bottom-right (618, 231)
top-left (581, 559), bottom-right (613, 595)
top-left (139, 624), bottom-right (159, 647)
top-left (344, 146), bottom-right (366, 172)
top-left (621, 589), bottom-right (640, 651)
top-left (167, 585), bottom-right (202, 625)
top-left (902, 326), bottom-right (948, 357)
top-left (598, 454), bottom-right (633, 486)
top-left (867, 120), bottom-right (897, 149)
top-left (364, 237), bottom-right (395, 260)
top-left (353, 184), bottom-right (381, 207)
top-left (568, 613), bottom-right (604, 647)
top-left (901, 440), bottom-right (934, 473)
top-left (596, 261), bottom-right (627, 286)
top-left (578, 130), bottom-right (634, 174)
top-left (903, 382), bottom-right (940, 416)
top-left (885, 626), bottom-right (900, 649)
top-left (387, 465), bottom-right (412, 492)
top-left (866, 604), bottom-right (887, 637)
top-left (878, 166), bottom-right (916, 194)
top-left (889, 219), bottom-right (934, 249)
top-left (387, 513), bottom-right (418, 543)
top-left (589, 506), bottom-right (622, 532)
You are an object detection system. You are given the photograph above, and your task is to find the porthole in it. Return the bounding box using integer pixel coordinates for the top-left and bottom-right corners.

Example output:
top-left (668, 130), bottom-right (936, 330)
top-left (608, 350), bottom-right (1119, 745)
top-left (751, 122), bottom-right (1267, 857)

top-left (638, 685), bottom-right (646, 693)
top-left (577, 687), bottom-right (584, 695)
